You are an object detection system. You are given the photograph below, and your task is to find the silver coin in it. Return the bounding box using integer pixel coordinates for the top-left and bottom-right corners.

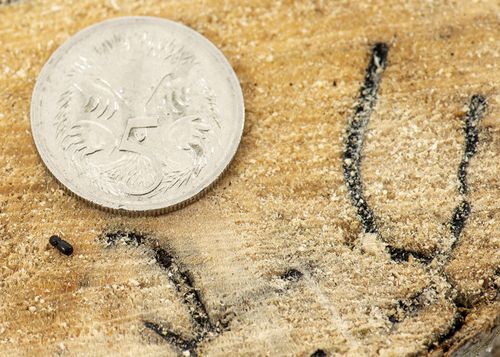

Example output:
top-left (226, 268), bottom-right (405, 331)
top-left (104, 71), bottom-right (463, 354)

top-left (31, 17), bottom-right (244, 215)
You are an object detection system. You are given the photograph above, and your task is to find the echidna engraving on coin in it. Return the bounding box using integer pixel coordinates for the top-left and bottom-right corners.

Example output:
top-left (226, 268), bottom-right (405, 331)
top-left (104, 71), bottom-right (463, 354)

top-left (31, 17), bottom-right (244, 214)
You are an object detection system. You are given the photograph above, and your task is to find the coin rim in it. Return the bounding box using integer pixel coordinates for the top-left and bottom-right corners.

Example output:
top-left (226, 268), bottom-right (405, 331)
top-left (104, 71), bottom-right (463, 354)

top-left (30, 16), bottom-right (245, 215)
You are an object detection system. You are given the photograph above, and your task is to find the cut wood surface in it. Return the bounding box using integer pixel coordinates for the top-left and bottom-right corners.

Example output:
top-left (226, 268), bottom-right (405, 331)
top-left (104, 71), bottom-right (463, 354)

top-left (0, 0), bottom-right (498, 356)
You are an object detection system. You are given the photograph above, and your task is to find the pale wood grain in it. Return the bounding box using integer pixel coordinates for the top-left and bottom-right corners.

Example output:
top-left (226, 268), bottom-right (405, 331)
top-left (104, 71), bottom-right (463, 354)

top-left (0, 0), bottom-right (498, 356)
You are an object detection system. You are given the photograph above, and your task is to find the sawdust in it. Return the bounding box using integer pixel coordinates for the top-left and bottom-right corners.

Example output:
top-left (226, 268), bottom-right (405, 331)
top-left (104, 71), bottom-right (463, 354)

top-left (0, 0), bottom-right (498, 356)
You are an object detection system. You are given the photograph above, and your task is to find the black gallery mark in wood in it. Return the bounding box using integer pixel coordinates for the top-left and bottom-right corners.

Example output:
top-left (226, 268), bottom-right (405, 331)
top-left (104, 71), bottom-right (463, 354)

top-left (341, 42), bottom-right (488, 349)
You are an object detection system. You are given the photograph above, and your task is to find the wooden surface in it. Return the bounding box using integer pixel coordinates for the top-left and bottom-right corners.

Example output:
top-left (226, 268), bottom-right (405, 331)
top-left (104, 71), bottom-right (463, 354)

top-left (0, 0), bottom-right (498, 356)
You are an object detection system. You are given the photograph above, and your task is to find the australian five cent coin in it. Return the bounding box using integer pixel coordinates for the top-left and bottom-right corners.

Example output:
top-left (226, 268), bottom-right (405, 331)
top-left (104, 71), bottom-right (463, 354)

top-left (31, 17), bottom-right (244, 215)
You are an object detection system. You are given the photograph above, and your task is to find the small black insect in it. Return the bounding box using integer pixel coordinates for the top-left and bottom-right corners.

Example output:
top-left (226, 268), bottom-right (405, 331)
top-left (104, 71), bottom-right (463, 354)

top-left (49, 235), bottom-right (73, 256)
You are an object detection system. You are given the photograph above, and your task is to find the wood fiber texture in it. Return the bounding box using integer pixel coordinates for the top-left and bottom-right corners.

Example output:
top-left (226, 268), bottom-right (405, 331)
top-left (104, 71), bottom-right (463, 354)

top-left (0, 0), bottom-right (499, 356)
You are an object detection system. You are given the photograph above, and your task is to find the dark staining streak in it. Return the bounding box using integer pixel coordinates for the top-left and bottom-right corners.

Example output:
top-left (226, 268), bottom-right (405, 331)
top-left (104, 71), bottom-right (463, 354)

top-left (280, 268), bottom-right (303, 282)
top-left (342, 43), bottom-right (428, 262)
top-left (104, 230), bottom-right (146, 246)
top-left (387, 245), bottom-right (432, 264)
top-left (144, 321), bottom-right (197, 353)
top-left (342, 45), bottom-right (488, 265)
top-left (103, 230), bottom-right (224, 356)
top-left (310, 349), bottom-right (327, 357)
top-left (388, 314), bottom-right (399, 324)
top-left (432, 97), bottom-right (488, 349)
top-left (343, 42), bottom-right (388, 236)
top-left (450, 200), bottom-right (470, 244)
top-left (341, 43), bottom-right (489, 350)
top-left (457, 95), bottom-right (487, 195)
top-left (153, 247), bottom-right (214, 334)
top-left (434, 308), bottom-right (468, 351)
top-left (388, 289), bottom-right (430, 324)
top-left (449, 95), bottom-right (487, 249)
